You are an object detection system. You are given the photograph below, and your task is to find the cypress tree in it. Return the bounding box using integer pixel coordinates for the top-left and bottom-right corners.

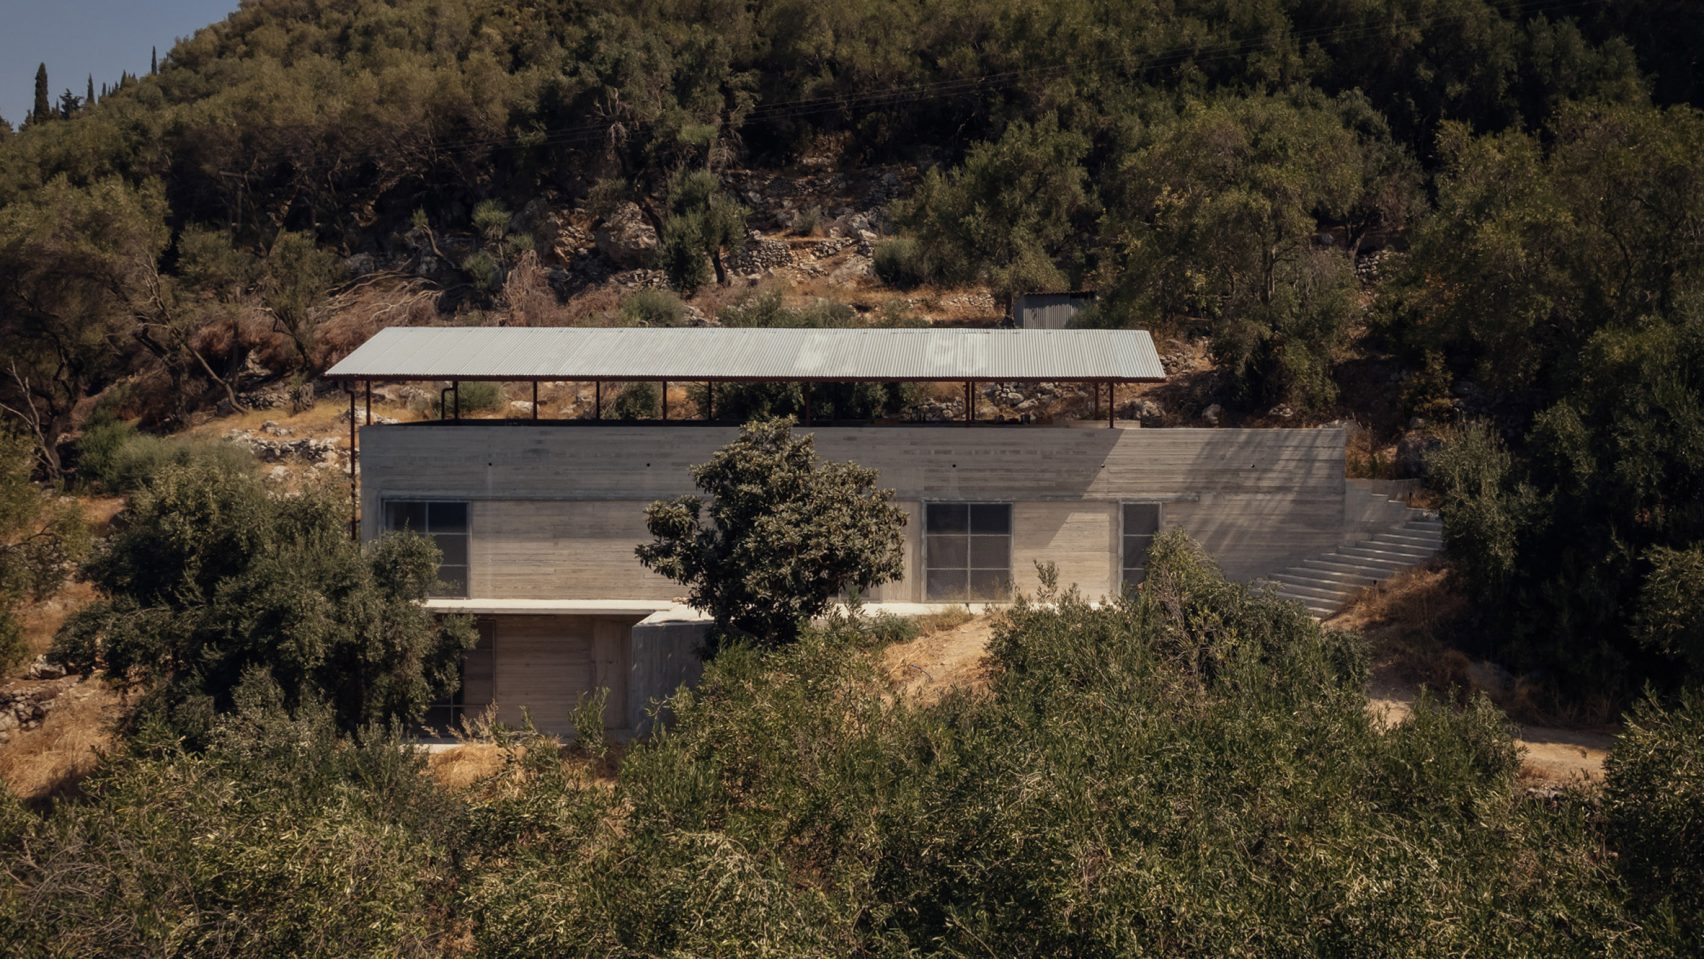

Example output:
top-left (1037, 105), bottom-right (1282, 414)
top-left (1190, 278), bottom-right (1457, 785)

top-left (150, 47), bottom-right (158, 75)
top-left (86, 74), bottom-right (94, 107)
top-left (31, 63), bottom-right (49, 124)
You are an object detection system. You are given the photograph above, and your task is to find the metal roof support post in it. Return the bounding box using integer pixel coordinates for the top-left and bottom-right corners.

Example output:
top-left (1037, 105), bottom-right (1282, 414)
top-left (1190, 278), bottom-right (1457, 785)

top-left (964, 381), bottom-right (971, 427)
top-left (364, 380), bottom-right (372, 425)
top-left (1092, 381), bottom-right (1100, 419)
top-left (452, 381), bottom-right (460, 420)
top-left (347, 389), bottom-right (358, 541)
top-left (662, 380), bottom-right (668, 421)
top-left (1108, 382), bottom-right (1115, 429)
top-left (531, 381), bottom-right (539, 420)
top-left (803, 382), bottom-right (812, 426)
top-left (594, 382), bottom-right (602, 420)
top-left (706, 382), bottom-right (714, 421)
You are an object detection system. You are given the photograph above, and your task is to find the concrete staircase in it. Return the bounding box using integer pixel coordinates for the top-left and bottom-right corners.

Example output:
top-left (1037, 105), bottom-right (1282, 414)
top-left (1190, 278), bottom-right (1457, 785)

top-left (1266, 510), bottom-right (1444, 619)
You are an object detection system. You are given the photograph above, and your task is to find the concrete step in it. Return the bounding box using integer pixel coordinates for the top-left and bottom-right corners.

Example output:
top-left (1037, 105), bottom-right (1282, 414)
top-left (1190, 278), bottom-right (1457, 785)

top-left (1275, 567), bottom-right (1380, 587)
top-left (1358, 538), bottom-right (1438, 559)
top-left (1338, 545), bottom-right (1433, 566)
top-left (1356, 545), bottom-right (1438, 565)
top-left (1405, 515), bottom-right (1443, 529)
top-left (1373, 531), bottom-right (1442, 548)
top-left (1273, 581), bottom-right (1357, 602)
top-left (1281, 604), bottom-right (1342, 620)
top-left (1302, 557), bottom-right (1395, 577)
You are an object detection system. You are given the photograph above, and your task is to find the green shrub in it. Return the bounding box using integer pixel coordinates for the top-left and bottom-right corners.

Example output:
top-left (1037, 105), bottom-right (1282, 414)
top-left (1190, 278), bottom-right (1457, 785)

top-left (1604, 690), bottom-right (1704, 952)
top-left (620, 288), bottom-right (688, 327)
top-left (610, 382), bottom-right (659, 419)
top-left (1634, 546), bottom-right (1704, 675)
top-left (462, 249), bottom-right (502, 290)
top-left (449, 381), bottom-right (502, 415)
top-left (872, 236), bottom-right (926, 289)
top-left (0, 614), bottom-right (25, 676)
top-left (76, 419), bottom-right (254, 492)
top-left (0, 688), bottom-right (466, 957)
top-left (471, 529), bottom-right (1639, 955)
top-left (1, 431), bottom-right (88, 674)
top-left (53, 463), bottom-right (475, 739)
top-left (716, 289), bottom-right (859, 329)
top-left (0, 528), bottom-right (1676, 956)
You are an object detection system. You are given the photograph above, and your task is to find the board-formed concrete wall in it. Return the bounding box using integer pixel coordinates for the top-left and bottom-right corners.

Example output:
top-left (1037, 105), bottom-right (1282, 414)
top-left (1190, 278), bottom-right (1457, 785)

top-left (360, 423), bottom-right (1346, 595)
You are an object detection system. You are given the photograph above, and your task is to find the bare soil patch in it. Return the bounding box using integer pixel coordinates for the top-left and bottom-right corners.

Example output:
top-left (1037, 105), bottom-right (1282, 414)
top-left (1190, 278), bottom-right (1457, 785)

top-left (0, 679), bottom-right (122, 804)
top-left (881, 614), bottom-right (995, 704)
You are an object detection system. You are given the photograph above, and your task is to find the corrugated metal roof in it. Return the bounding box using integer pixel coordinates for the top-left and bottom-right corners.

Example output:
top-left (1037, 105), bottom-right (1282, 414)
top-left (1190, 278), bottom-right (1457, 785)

top-left (325, 326), bottom-right (1166, 382)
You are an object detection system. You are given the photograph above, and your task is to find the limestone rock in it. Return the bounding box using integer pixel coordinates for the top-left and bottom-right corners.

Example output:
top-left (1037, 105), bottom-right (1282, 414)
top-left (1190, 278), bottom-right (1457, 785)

top-left (594, 202), bottom-right (659, 268)
top-left (25, 656), bottom-right (66, 680)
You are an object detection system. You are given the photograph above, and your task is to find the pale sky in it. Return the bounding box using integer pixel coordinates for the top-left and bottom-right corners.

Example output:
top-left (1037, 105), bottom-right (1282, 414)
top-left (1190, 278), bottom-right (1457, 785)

top-left (0, 0), bottom-right (239, 125)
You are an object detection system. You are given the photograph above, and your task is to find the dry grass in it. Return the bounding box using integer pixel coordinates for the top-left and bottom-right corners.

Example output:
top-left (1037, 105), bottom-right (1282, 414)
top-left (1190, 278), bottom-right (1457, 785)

top-left (0, 680), bottom-right (122, 804)
top-left (426, 736), bottom-right (625, 793)
top-left (1329, 566), bottom-right (1470, 692)
top-left (14, 580), bottom-right (96, 663)
top-left (426, 742), bottom-right (514, 790)
top-left (909, 607), bottom-right (975, 637)
top-left (882, 613), bottom-right (995, 704)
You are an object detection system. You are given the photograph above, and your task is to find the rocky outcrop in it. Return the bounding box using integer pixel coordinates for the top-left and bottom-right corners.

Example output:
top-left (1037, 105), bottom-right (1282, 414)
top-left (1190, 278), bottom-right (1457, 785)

top-left (224, 421), bottom-right (345, 467)
top-left (594, 203), bottom-right (659, 268)
top-left (0, 682), bottom-right (67, 744)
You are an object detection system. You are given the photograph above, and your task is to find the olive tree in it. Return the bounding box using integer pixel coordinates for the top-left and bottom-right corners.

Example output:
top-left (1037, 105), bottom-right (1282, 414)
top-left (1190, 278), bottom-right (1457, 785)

top-left (54, 462), bottom-right (474, 738)
top-left (636, 418), bottom-right (905, 647)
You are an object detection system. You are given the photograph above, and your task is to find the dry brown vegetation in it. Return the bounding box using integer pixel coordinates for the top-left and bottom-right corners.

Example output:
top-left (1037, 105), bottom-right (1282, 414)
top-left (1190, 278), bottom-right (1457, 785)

top-left (881, 609), bottom-right (989, 704)
top-left (0, 679), bottom-right (122, 804)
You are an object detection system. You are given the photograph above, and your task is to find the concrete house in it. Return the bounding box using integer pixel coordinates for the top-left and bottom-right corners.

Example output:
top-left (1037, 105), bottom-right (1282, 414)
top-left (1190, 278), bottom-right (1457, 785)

top-left (328, 327), bottom-right (1438, 737)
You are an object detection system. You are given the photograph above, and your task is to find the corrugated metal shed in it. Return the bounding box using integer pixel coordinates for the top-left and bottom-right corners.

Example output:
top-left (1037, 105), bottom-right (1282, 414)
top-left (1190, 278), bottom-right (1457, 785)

top-left (325, 326), bottom-right (1166, 382)
top-left (1013, 291), bottom-right (1097, 330)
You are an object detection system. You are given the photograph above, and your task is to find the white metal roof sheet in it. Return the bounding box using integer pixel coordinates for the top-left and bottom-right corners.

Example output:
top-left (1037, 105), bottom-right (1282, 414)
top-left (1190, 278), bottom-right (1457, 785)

top-left (326, 326), bottom-right (1166, 382)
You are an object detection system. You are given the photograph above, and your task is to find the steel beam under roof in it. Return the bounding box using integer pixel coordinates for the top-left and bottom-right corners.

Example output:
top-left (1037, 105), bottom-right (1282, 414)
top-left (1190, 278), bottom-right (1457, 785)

top-left (325, 326), bottom-right (1166, 383)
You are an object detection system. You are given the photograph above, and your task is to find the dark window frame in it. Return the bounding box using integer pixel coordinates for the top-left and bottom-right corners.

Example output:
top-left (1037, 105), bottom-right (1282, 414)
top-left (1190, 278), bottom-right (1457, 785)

top-left (923, 501), bottom-right (1013, 602)
top-left (1121, 502), bottom-right (1162, 589)
top-left (383, 499), bottom-right (470, 598)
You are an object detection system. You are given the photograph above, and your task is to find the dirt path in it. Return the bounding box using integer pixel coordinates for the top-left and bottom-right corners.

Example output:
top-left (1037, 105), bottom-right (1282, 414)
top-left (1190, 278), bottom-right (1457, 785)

top-left (885, 613), bottom-right (1612, 788)
top-left (1368, 679), bottom-right (1612, 787)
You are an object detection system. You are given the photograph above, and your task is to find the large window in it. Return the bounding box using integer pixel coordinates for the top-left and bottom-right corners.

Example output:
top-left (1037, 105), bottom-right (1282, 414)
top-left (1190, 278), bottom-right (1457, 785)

top-left (1121, 503), bottom-right (1161, 589)
top-left (384, 500), bottom-right (469, 597)
top-left (925, 503), bottom-right (1012, 601)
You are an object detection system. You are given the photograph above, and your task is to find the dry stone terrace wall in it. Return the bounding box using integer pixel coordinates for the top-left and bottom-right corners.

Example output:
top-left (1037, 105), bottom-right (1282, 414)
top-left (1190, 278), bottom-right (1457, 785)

top-left (359, 424), bottom-right (1346, 599)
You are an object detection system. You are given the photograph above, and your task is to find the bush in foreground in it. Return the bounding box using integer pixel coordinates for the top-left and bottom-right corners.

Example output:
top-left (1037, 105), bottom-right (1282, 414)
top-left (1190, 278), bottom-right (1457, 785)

top-left (4, 530), bottom-right (1689, 957)
top-left (467, 533), bottom-right (1646, 956)
top-left (0, 681), bottom-right (461, 957)
top-left (1604, 689), bottom-right (1704, 953)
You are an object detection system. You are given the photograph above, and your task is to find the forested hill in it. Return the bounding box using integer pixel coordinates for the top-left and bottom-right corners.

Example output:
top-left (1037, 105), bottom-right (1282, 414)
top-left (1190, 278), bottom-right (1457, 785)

top-left (1, 0), bottom-right (1703, 697)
